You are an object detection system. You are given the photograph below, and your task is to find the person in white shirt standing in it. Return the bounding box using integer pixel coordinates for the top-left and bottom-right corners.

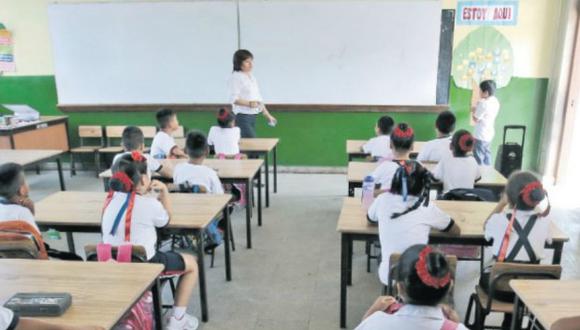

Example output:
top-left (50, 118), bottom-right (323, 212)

top-left (208, 108), bottom-right (245, 158)
top-left (471, 80), bottom-right (500, 165)
top-left (417, 111), bottom-right (456, 163)
top-left (228, 49), bottom-right (277, 138)
top-left (433, 130), bottom-right (481, 193)
top-left (150, 108), bottom-right (187, 159)
top-left (361, 115), bottom-right (394, 160)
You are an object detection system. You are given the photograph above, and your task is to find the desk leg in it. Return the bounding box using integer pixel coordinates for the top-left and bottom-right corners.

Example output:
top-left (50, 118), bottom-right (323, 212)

top-left (347, 236), bottom-right (353, 286)
top-left (273, 146), bottom-right (278, 193)
top-left (510, 295), bottom-right (524, 330)
top-left (66, 232), bottom-right (75, 254)
top-left (348, 182), bottom-right (355, 197)
top-left (103, 178), bottom-right (109, 192)
top-left (264, 152), bottom-right (270, 208)
top-left (223, 207), bottom-right (232, 281)
top-left (195, 230), bottom-right (209, 322)
top-left (340, 234), bottom-right (349, 328)
top-left (151, 278), bottom-right (163, 330)
top-left (57, 158), bottom-right (66, 191)
top-left (258, 169), bottom-right (262, 227)
top-left (245, 178), bottom-right (252, 249)
top-left (552, 242), bottom-right (564, 264)
top-left (348, 155), bottom-right (353, 162)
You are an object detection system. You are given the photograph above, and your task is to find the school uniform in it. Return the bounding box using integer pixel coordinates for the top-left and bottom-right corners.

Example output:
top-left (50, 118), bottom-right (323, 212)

top-left (208, 126), bottom-right (241, 156)
top-left (0, 306), bottom-right (18, 330)
top-left (417, 136), bottom-right (452, 163)
top-left (112, 152), bottom-right (162, 177)
top-left (0, 201), bottom-right (38, 231)
top-left (367, 192), bottom-right (454, 284)
top-left (173, 163), bottom-right (224, 194)
top-left (432, 156), bottom-right (481, 192)
top-left (355, 305), bottom-right (468, 330)
top-left (362, 135), bottom-right (393, 159)
top-left (473, 96), bottom-right (500, 165)
top-left (370, 161), bottom-right (400, 189)
top-left (150, 131), bottom-right (177, 159)
top-left (228, 71), bottom-right (263, 138)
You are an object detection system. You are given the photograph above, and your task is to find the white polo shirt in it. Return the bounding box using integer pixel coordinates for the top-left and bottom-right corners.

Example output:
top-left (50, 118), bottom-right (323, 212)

top-left (417, 136), bottom-right (452, 163)
top-left (208, 126), bottom-right (241, 156)
top-left (362, 135), bottom-right (393, 159)
top-left (473, 96), bottom-right (500, 142)
top-left (228, 71), bottom-right (263, 115)
top-left (355, 305), bottom-right (468, 330)
top-left (112, 152), bottom-right (162, 178)
top-left (101, 193), bottom-right (169, 260)
top-left (0, 203), bottom-right (38, 231)
top-left (432, 156), bottom-right (481, 192)
top-left (485, 210), bottom-right (553, 261)
top-left (370, 161), bottom-right (400, 190)
top-left (0, 306), bottom-right (17, 330)
top-left (150, 131), bottom-right (177, 159)
top-left (367, 192), bottom-right (453, 284)
top-left (173, 163), bottom-right (224, 194)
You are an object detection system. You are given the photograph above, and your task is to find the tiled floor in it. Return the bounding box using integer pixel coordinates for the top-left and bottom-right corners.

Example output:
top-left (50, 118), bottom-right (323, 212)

top-left (25, 170), bottom-right (580, 330)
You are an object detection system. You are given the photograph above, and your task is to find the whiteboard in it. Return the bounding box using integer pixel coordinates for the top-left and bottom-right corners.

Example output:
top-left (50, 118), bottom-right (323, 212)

top-left (48, 1), bottom-right (238, 105)
top-left (239, 0), bottom-right (441, 105)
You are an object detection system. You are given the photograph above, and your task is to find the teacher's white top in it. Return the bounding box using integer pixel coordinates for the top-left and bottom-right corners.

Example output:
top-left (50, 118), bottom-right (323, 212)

top-left (228, 71), bottom-right (263, 115)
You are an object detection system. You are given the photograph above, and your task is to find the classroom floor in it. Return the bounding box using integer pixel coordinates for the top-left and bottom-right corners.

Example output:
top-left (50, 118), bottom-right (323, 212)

top-left (28, 170), bottom-right (580, 330)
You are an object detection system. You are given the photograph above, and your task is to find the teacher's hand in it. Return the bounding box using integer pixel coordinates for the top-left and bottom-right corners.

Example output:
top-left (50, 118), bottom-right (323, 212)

top-left (249, 101), bottom-right (261, 108)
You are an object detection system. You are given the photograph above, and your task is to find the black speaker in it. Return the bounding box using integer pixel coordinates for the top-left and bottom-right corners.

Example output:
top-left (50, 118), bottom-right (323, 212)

top-left (495, 125), bottom-right (526, 178)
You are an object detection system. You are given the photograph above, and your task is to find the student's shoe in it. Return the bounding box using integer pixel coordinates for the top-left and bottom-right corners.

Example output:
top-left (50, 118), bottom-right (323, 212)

top-left (166, 314), bottom-right (199, 330)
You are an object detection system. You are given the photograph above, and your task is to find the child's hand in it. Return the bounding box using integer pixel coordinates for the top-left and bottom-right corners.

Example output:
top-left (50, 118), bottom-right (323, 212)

top-left (14, 196), bottom-right (35, 215)
top-left (149, 180), bottom-right (168, 194)
top-left (440, 304), bottom-right (460, 322)
top-left (249, 101), bottom-right (260, 108)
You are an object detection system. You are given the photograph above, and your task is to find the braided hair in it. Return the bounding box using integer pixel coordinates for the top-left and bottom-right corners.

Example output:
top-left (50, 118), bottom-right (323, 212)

top-left (390, 160), bottom-right (432, 219)
top-left (451, 130), bottom-right (475, 157)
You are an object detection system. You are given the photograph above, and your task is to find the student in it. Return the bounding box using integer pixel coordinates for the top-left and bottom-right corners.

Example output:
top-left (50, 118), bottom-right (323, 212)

top-left (355, 244), bottom-right (467, 330)
top-left (0, 163), bottom-right (36, 230)
top-left (173, 131), bottom-right (224, 251)
top-left (432, 130), bottom-right (481, 193)
top-left (112, 126), bottom-right (172, 178)
top-left (361, 115), bottom-right (395, 160)
top-left (1, 306), bottom-right (103, 330)
top-left (101, 152), bottom-right (199, 330)
top-left (417, 111), bottom-right (455, 163)
top-left (150, 108), bottom-right (187, 159)
top-left (370, 123), bottom-right (414, 192)
top-left (367, 161), bottom-right (460, 285)
top-left (207, 108), bottom-right (244, 158)
top-left (471, 80), bottom-right (500, 165)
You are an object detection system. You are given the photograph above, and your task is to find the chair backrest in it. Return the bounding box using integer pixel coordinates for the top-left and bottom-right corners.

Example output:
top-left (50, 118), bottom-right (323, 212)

top-left (79, 125), bottom-right (103, 138)
top-left (0, 221), bottom-right (48, 260)
top-left (552, 316), bottom-right (580, 330)
top-left (84, 244), bottom-right (147, 263)
top-left (140, 126), bottom-right (157, 139)
top-left (171, 126), bottom-right (185, 138)
top-left (105, 125), bottom-right (127, 146)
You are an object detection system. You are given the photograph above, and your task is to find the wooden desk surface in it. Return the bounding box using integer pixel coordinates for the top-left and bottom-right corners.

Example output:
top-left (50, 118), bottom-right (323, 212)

top-left (0, 116), bottom-right (68, 132)
top-left (346, 139), bottom-right (426, 155)
top-left (99, 158), bottom-right (264, 180)
top-left (35, 191), bottom-right (231, 230)
top-left (336, 197), bottom-right (568, 242)
top-left (0, 259), bottom-right (163, 329)
top-left (511, 280), bottom-right (580, 329)
top-left (347, 161), bottom-right (507, 187)
top-left (175, 138), bottom-right (279, 153)
top-left (0, 149), bottom-right (64, 166)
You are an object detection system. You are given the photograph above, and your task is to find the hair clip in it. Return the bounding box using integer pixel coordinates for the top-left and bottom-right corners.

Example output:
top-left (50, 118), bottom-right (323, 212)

top-left (131, 151), bottom-right (145, 162)
top-left (458, 133), bottom-right (474, 152)
top-left (415, 246), bottom-right (451, 289)
top-left (393, 126), bottom-right (414, 139)
top-left (520, 181), bottom-right (543, 207)
top-left (111, 172), bottom-right (133, 192)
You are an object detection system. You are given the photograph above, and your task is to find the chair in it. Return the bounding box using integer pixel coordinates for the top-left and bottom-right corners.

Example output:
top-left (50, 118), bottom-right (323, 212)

top-left (0, 221), bottom-right (48, 260)
top-left (70, 125), bottom-right (104, 177)
top-left (98, 125), bottom-right (127, 157)
top-left (464, 263), bottom-right (562, 330)
top-left (386, 252), bottom-right (457, 306)
top-left (140, 126), bottom-right (157, 153)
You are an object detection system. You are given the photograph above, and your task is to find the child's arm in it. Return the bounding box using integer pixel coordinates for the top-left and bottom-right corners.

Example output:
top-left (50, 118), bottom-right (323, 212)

top-left (362, 296), bottom-right (397, 320)
top-left (170, 145), bottom-right (187, 159)
top-left (150, 180), bottom-right (172, 221)
top-left (260, 104), bottom-right (277, 123)
top-left (484, 193), bottom-right (508, 227)
top-left (12, 196), bottom-right (35, 215)
top-left (443, 220), bottom-right (461, 236)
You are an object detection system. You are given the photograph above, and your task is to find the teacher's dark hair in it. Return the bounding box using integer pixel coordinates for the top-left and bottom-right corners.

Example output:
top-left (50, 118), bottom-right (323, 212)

top-left (233, 49), bottom-right (253, 72)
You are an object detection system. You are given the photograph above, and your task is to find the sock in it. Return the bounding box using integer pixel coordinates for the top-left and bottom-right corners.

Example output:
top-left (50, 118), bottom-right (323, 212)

top-left (172, 306), bottom-right (186, 320)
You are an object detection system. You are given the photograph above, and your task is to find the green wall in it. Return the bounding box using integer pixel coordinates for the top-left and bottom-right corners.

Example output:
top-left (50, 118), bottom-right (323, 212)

top-left (0, 76), bottom-right (546, 169)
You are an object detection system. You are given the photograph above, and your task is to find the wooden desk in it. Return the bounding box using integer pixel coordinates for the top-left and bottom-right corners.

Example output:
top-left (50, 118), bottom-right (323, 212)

top-left (176, 138), bottom-right (280, 207)
top-left (100, 158), bottom-right (264, 249)
top-left (0, 259), bottom-right (163, 330)
top-left (0, 149), bottom-right (66, 191)
top-left (511, 280), bottom-right (580, 330)
top-left (346, 161), bottom-right (507, 196)
top-left (346, 139), bottom-right (426, 161)
top-left (0, 116), bottom-right (69, 150)
top-left (35, 191), bottom-right (233, 323)
top-left (336, 197), bottom-right (569, 328)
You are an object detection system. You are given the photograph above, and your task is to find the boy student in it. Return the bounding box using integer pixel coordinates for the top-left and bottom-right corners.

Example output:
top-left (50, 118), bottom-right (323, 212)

top-left (361, 115), bottom-right (395, 160)
top-left (417, 111), bottom-right (455, 163)
top-left (112, 126), bottom-right (172, 178)
top-left (1, 305), bottom-right (103, 330)
top-left (471, 80), bottom-right (500, 165)
top-left (151, 108), bottom-right (187, 159)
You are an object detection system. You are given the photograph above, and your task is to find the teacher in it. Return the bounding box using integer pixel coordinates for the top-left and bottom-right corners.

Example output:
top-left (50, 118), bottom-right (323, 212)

top-left (228, 49), bottom-right (277, 138)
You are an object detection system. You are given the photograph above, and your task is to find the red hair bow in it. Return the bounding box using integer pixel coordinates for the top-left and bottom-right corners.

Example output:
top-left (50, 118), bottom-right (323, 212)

top-left (458, 133), bottom-right (474, 152)
top-left (393, 126), bottom-right (414, 139)
top-left (415, 246), bottom-right (451, 289)
top-left (111, 172), bottom-right (133, 192)
top-left (520, 181), bottom-right (543, 207)
top-left (218, 110), bottom-right (230, 121)
top-left (131, 151), bottom-right (145, 162)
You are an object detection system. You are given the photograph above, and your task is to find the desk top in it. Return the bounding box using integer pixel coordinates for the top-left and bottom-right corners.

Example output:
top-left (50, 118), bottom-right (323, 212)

top-left (175, 137), bottom-right (279, 153)
top-left (347, 161), bottom-right (507, 187)
top-left (346, 139), bottom-right (426, 155)
top-left (0, 116), bottom-right (68, 132)
top-left (0, 149), bottom-right (65, 166)
top-left (35, 191), bottom-right (231, 230)
top-left (0, 259), bottom-right (163, 329)
top-left (511, 280), bottom-right (580, 329)
top-left (336, 197), bottom-right (568, 243)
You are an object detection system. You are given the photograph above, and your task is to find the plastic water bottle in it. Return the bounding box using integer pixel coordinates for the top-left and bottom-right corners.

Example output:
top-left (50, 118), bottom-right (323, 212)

top-left (361, 175), bottom-right (375, 210)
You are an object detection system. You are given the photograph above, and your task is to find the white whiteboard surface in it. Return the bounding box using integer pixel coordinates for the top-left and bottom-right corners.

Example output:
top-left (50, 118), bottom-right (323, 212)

top-left (48, 1), bottom-right (238, 105)
top-left (239, 0), bottom-right (441, 105)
